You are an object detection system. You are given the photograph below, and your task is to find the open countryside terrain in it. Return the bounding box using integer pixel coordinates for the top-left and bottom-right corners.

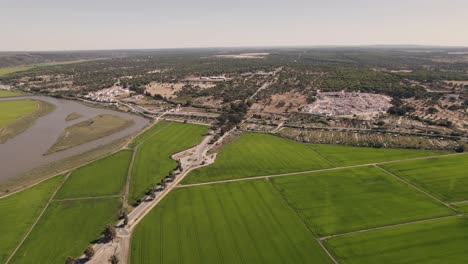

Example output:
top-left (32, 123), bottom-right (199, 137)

top-left (271, 166), bottom-right (455, 236)
top-left (0, 120), bottom-right (465, 263)
top-left (0, 176), bottom-right (64, 263)
top-left (381, 154), bottom-right (468, 202)
top-left (183, 133), bottom-right (334, 184)
top-left (131, 180), bottom-right (333, 264)
top-left (324, 216), bottom-right (468, 264)
top-left (308, 144), bottom-right (448, 166)
top-left (129, 121), bottom-right (208, 205)
top-left (183, 133), bottom-right (449, 184)
top-left (54, 150), bottom-right (132, 199)
top-left (10, 198), bottom-right (121, 264)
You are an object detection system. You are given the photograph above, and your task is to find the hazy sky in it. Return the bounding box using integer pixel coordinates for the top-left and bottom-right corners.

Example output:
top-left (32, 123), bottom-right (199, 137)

top-left (1, 0), bottom-right (467, 51)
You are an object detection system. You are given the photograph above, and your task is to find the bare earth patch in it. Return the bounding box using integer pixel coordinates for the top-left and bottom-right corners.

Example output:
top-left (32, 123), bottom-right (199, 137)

top-left (46, 114), bottom-right (134, 154)
top-left (251, 92), bottom-right (308, 113)
top-left (304, 91), bottom-right (392, 120)
top-left (145, 82), bottom-right (184, 99)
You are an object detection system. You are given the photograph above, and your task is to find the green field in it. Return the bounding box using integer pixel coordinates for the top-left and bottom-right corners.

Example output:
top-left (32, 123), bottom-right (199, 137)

top-left (129, 122), bottom-right (208, 204)
top-left (0, 59), bottom-right (100, 77)
top-left (55, 150), bottom-right (132, 199)
top-left (131, 180), bottom-right (332, 264)
top-left (47, 114), bottom-right (134, 154)
top-left (0, 90), bottom-right (23, 98)
top-left (11, 198), bottom-right (120, 264)
top-left (183, 133), bottom-right (334, 184)
top-left (309, 144), bottom-right (447, 166)
top-left (0, 100), bottom-right (37, 128)
top-left (129, 120), bottom-right (173, 148)
top-left (271, 166), bottom-right (455, 236)
top-left (324, 216), bottom-right (468, 264)
top-left (0, 176), bottom-right (63, 263)
top-left (381, 154), bottom-right (468, 202)
top-left (454, 203), bottom-right (468, 213)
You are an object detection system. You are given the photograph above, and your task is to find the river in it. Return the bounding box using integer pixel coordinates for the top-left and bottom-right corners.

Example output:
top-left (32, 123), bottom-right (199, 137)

top-left (0, 96), bottom-right (149, 182)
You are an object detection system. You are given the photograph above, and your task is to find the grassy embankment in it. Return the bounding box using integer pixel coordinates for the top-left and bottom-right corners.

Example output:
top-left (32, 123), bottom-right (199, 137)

top-left (0, 99), bottom-right (55, 143)
top-left (46, 114), bottom-right (134, 154)
top-left (129, 121), bottom-right (208, 205)
top-left (0, 90), bottom-right (24, 98)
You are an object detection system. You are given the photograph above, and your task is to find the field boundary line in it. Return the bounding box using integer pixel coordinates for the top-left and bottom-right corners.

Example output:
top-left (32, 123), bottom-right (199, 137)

top-left (123, 147), bottom-right (138, 206)
top-left (178, 152), bottom-right (466, 188)
top-left (124, 120), bottom-right (172, 204)
top-left (52, 195), bottom-right (120, 202)
top-left (267, 178), bottom-right (339, 264)
top-left (5, 171), bottom-right (71, 264)
top-left (307, 146), bottom-right (338, 167)
top-left (451, 200), bottom-right (468, 205)
top-left (320, 214), bottom-right (462, 241)
top-left (374, 165), bottom-right (460, 213)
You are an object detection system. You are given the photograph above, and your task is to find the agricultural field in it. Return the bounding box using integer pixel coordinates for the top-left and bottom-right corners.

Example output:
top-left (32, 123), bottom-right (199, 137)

top-left (309, 144), bottom-right (447, 166)
top-left (47, 114), bottom-right (134, 154)
top-left (380, 154), bottom-right (468, 202)
top-left (129, 122), bottom-right (208, 205)
top-left (55, 150), bottom-right (132, 199)
top-left (10, 198), bottom-right (120, 264)
top-left (0, 90), bottom-right (23, 97)
top-left (129, 120), bottom-right (172, 148)
top-left (0, 100), bottom-right (37, 128)
top-left (0, 176), bottom-right (63, 263)
top-left (271, 166), bottom-right (455, 236)
top-left (324, 216), bottom-right (468, 264)
top-left (183, 133), bottom-right (334, 184)
top-left (454, 203), bottom-right (468, 213)
top-left (130, 180), bottom-right (333, 264)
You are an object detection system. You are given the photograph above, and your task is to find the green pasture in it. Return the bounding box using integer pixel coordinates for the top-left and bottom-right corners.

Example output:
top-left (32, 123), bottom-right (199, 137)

top-left (10, 198), bottom-right (120, 264)
top-left (183, 133), bottom-right (334, 184)
top-left (309, 144), bottom-right (447, 166)
top-left (55, 150), bottom-right (132, 199)
top-left (130, 180), bottom-right (332, 264)
top-left (324, 216), bottom-right (468, 264)
top-left (129, 122), bottom-right (207, 204)
top-left (271, 166), bottom-right (455, 236)
top-left (0, 176), bottom-right (63, 263)
top-left (381, 154), bottom-right (468, 202)
top-left (0, 100), bottom-right (37, 128)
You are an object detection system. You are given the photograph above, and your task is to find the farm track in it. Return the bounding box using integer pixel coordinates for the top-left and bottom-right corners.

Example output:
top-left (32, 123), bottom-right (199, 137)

top-left (51, 195), bottom-right (120, 202)
top-left (5, 171), bottom-right (71, 264)
top-left (178, 152), bottom-right (466, 188)
top-left (374, 165), bottom-right (460, 213)
top-left (267, 179), bottom-right (338, 264)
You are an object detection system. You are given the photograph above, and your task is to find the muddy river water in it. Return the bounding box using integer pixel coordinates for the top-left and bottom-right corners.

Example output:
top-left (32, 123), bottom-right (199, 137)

top-left (0, 96), bottom-right (149, 182)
